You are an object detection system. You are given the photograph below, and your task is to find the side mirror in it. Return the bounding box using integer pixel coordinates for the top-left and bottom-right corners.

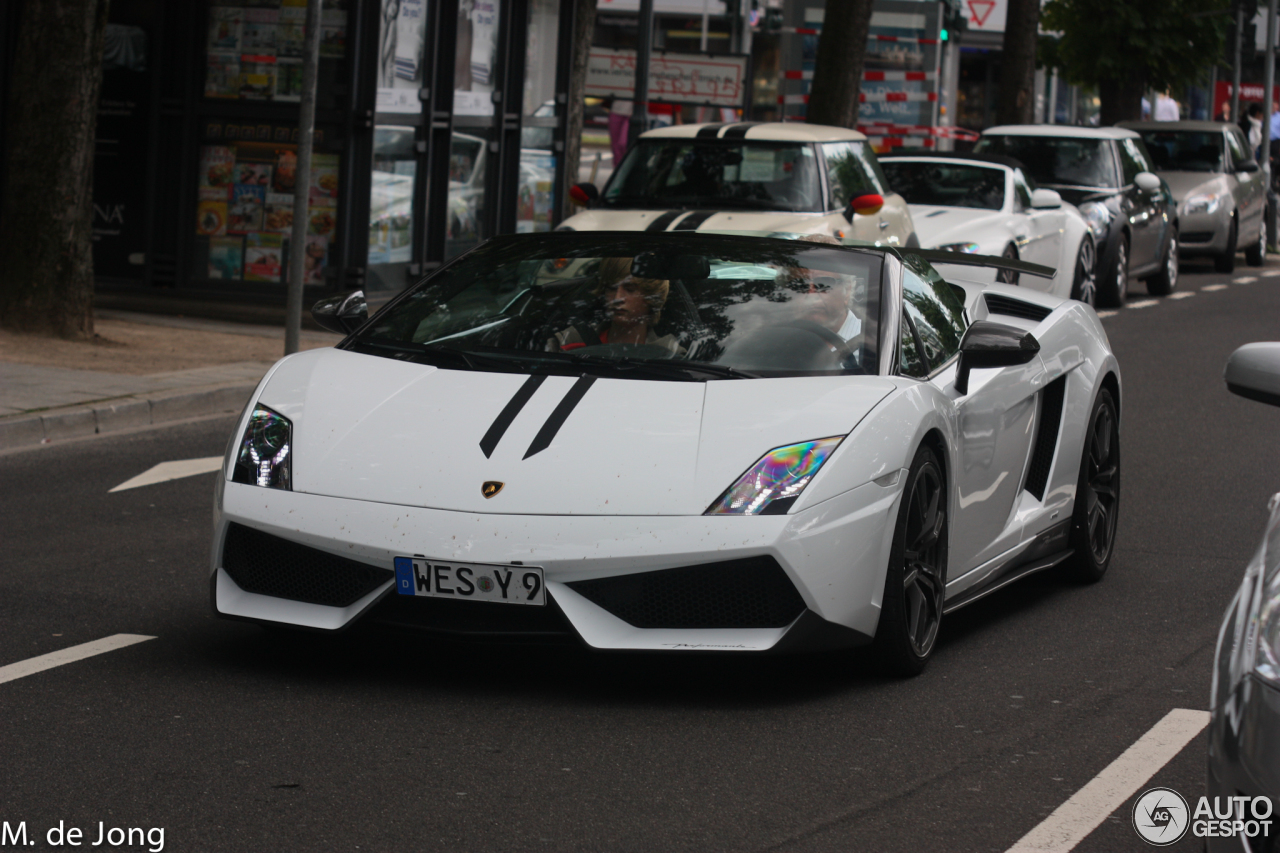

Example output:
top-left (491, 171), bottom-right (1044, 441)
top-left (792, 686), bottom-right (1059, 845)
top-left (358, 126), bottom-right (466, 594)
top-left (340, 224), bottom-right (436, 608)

top-left (955, 320), bottom-right (1041, 395)
top-left (1225, 342), bottom-right (1280, 406)
top-left (569, 182), bottom-right (599, 206)
top-left (843, 193), bottom-right (884, 222)
top-left (1030, 188), bottom-right (1062, 209)
top-left (1237, 160), bottom-right (1260, 174)
top-left (311, 289), bottom-right (367, 335)
top-left (1135, 171), bottom-right (1162, 192)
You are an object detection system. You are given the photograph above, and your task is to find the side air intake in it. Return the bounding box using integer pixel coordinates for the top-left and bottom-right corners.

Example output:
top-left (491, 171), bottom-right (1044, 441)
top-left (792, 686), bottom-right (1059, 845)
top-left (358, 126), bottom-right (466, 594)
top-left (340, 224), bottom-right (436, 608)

top-left (985, 293), bottom-right (1052, 323)
top-left (1024, 376), bottom-right (1067, 500)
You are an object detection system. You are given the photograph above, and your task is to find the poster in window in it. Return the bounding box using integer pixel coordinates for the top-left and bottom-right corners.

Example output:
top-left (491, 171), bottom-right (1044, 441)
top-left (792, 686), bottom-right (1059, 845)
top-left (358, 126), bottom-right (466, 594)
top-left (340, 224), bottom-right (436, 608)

top-left (303, 235), bottom-right (329, 284)
top-left (208, 8), bottom-right (243, 52)
top-left (236, 161), bottom-right (272, 188)
top-left (228, 185), bottom-right (265, 233)
top-left (209, 236), bottom-right (244, 280)
top-left (308, 202), bottom-right (338, 242)
top-left (205, 53), bottom-right (240, 99)
top-left (199, 146), bottom-right (235, 188)
top-left (377, 0), bottom-right (426, 113)
top-left (239, 56), bottom-right (276, 100)
top-left (275, 58), bottom-right (303, 101)
top-left (274, 149), bottom-right (298, 193)
top-left (264, 193), bottom-right (294, 232)
top-left (277, 8), bottom-right (306, 58)
top-left (242, 9), bottom-right (279, 55)
top-left (320, 10), bottom-right (347, 58)
top-left (197, 188), bottom-right (229, 236)
top-left (454, 0), bottom-right (498, 116)
top-left (245, 233), bottom-right (284, 282)
top-left (310, 153), bottom-right (340, 203)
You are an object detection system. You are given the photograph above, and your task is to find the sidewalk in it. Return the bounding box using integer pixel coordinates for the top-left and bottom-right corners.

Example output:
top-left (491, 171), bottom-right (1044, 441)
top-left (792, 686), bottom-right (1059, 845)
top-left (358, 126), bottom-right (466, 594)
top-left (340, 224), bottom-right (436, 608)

top-left (0, 309), bottom-right (343, 451)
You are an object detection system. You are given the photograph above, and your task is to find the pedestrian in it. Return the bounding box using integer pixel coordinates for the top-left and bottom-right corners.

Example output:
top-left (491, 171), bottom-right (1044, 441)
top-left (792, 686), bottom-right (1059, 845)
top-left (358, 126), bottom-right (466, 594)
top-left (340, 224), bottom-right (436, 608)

top-left (608, 97), bottom-right (631, 168)
top-left (1269, 100), bottom-right (1280, 142)
top-left (1216, 102), bottom-right (1231, 123)
top-left (1154, 91), bottom-right (1180, 121)
top-left (1246, 103), bottom-right (1264, 159)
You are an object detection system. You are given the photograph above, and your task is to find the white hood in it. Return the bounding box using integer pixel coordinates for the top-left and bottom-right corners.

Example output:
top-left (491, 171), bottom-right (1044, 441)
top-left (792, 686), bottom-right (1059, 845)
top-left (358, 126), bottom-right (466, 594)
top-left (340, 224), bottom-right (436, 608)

top-left (910, 205), bottom-right (1011, 252)
top-left (560, 207), bottom-right (833, 235)
top-left (257, 348), bottom-right (895, 516)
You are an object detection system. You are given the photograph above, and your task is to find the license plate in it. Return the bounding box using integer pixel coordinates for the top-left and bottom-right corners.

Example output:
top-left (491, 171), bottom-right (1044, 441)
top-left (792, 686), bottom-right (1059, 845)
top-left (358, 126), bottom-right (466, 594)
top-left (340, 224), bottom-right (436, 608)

top-left (393, 558), bottom-right (545, 606)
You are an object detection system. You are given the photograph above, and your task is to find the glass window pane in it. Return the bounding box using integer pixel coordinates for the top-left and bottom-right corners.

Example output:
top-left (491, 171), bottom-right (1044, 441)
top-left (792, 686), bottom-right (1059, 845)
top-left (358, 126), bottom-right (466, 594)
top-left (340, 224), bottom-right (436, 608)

top-left (822, 141), bottom-right (887, 210)
top-left (447, 130), bottom-right (488, 258)
top-left (369, 126), bottom-right (417, 291)
top-left (454, 0), bottom-right (500, 117)
top-left (901, 262), bottom-right (966, 370)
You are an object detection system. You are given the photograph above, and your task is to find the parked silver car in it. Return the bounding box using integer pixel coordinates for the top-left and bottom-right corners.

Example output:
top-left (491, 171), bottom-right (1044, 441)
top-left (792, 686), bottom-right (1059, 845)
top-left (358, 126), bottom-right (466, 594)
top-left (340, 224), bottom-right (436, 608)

top-left (1120, 120), bottom-right (1267, 273)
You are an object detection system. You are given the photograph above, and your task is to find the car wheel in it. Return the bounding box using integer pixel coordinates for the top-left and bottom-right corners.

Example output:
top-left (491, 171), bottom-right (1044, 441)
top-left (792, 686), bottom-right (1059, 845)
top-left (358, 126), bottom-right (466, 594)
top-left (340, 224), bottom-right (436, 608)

top-left (1065, 388), bottom-right (1120, 584)
top-left (871, 444), bottom-right (947, 676)
top-left (1070, 235), bottom-right (1097, 306)
top-left (1098, 235), bottom-right (1129, 308)
top-left (1214, 217), bottom-right (1238, 273)
top-left (1146, 228), bottom-right (1179, 295)
top-left (996, 244), bottom-right (1019, 285)
top-left (1246, 216), bottom-right (1267, 266)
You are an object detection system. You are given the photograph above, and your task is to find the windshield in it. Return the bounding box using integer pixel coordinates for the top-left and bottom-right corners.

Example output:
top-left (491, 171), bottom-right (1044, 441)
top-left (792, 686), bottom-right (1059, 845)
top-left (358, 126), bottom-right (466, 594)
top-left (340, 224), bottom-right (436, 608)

top-left (350, 233), bottom-right (884, 379)
top-left (880, 161), bottom-right (1007, 210)
top-left (1135, 130), bottom-right (1224, 172)
top-left (974, 135), bottom-right (1119, 188)
top-left (601, 140), bottom-right (823, 212)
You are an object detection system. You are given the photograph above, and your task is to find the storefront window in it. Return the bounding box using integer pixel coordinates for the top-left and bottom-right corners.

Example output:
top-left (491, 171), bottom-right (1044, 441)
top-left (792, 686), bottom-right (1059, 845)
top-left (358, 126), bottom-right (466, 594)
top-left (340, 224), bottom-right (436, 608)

top-left (204, 0), bottom-right (348, 103)
top-left (368, 126), bottom-right (417, 291)
top-left (519, 0), bottom-right (559, 233)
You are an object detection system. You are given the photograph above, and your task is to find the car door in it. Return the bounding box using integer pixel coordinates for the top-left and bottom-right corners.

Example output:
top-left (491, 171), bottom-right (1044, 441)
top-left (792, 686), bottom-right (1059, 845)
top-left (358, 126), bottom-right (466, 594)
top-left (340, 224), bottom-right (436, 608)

top-left (1117, 137), bottom-right (1162, 267)
top-left (899, 262), bottom-right (1042, 573)
top-left (1227, 127), bottom-right (1265, 241)
top-left (1011, 167), bottom-right (1063, 283)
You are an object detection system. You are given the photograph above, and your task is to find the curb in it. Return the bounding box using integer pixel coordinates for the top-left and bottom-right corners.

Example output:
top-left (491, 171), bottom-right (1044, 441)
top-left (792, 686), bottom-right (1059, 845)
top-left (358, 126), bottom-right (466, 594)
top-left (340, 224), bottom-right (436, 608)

top-left (0, 382), bottom-right (255, 451)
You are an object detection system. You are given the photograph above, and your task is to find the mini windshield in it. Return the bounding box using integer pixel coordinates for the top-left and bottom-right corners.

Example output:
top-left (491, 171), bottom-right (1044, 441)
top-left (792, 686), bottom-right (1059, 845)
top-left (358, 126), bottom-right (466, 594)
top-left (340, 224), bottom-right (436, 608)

top-left (880, 161), bottom-right (1007, 210)
top-left (601, 141), bottom-right (823, 212)
top-left (350, 233), bottom-right (884, 380)
top-left (974, 135), bottom-right (1119, 188)
top-left (1135, 130), bottom-right (1224, 173)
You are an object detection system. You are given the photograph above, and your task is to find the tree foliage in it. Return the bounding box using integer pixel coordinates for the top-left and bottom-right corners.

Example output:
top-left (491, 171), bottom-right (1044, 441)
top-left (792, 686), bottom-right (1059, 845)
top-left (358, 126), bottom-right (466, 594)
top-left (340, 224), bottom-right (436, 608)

top-left (1041, 0), bottom-right (1229, 123)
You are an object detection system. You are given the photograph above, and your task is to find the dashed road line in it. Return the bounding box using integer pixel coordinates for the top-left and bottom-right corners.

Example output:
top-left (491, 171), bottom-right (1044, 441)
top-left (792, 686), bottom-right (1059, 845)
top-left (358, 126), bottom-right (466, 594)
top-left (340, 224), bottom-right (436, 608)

top-left (1168, 291), bottom-right (1195, 299)
top-left (1126, 299), bottom-right (1159, 309)
top-left (1003, 708), bottom-right (1209, 853)
top-left (0, 634), bottom-right (156, 685)
top-left (1235, 276), bottom-right (1258, 284)
top-left (1202, 284), bottom-right (1229, 291)
top-left (1260, 269), bottom-right (1280, 277)
top-left (110, 456), bottom-right (224, 493)
top-left (1096, 310), bottom-right (1118, 318)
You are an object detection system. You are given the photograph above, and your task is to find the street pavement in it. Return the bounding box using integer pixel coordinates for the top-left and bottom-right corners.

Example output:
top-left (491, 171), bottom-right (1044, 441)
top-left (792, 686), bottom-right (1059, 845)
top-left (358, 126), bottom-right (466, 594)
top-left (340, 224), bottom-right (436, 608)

top-left (1, 255), bottom-right (1279, 851)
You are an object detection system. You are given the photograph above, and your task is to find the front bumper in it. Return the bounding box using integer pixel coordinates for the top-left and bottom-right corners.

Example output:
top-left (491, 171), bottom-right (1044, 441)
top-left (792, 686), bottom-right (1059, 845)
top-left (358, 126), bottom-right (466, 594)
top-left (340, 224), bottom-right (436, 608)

top-left (211, 477), bottom-right (905, 652)
top-left (1207, 676), bottom-right (1280, 852)
top-left (1178, 210), bottom-right (1233, 256)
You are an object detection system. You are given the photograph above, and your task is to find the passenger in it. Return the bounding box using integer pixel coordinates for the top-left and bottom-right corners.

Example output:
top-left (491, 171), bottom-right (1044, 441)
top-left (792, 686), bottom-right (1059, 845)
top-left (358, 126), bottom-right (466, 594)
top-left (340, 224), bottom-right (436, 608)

top-left (549, 257), bottom-right (681, 354)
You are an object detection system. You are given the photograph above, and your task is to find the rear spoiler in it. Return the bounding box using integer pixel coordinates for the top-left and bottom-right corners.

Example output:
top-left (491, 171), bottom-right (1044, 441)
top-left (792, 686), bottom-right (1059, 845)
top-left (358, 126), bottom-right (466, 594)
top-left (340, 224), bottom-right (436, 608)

top-left (902, 249), bottom-right (1057, 280)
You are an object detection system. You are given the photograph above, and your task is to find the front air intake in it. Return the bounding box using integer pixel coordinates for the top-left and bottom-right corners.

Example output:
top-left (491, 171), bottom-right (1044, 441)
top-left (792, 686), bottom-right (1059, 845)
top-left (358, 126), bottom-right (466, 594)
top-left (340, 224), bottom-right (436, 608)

top-left (221, 522), bottom-right (393, 607)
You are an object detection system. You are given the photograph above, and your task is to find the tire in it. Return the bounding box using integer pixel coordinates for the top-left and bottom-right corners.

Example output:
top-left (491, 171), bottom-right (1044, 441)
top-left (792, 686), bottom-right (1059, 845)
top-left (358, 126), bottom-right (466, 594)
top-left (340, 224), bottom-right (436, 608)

top-left (1064, 388), bottom-right (1120, 583)
top-left (996, 243), bottom-right (1019, 285)
top-left (1070, 235), bottom-right (1097, 306)
top-left (1214, 217), bottom-right (1237, 273)
top-left (870, 444), bottom-right (948, 676)
top-left (1146, 227), bottom-right (1179, 295)
top-left (1246, 216), bottom-right (1267, 266)
top-left (1098, 235), bottom-right (1129, 308)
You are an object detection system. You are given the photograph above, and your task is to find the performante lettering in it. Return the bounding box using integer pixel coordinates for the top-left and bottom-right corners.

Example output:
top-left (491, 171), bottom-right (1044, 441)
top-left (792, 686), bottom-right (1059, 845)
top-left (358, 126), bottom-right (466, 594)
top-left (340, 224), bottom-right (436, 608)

top-left (494, 568), bottom-right (513, 598)
top-left (1, 822), bottom-right (27, 846)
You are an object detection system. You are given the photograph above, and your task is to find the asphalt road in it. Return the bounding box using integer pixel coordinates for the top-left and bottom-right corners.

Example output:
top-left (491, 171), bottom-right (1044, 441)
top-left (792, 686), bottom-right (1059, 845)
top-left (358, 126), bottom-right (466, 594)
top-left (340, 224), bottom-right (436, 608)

top-left (3, 258), bottom-right (1280, 852)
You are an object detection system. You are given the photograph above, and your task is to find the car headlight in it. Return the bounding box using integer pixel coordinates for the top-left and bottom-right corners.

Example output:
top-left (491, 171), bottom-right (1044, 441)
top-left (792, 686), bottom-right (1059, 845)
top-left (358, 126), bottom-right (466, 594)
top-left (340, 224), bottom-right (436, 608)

top-left (1256, 568), bottom-right (1280, 686)
top-left (1078, 201), bottom-right (1112, 239)
top-left (1222, 494), bottom-right (1280, 694)
top-left (1183, 192), bottom-right (1222, 216)
top-left (232, 404), bottom-right (292, 490)
top-left (705, 437), bottom-right (843, 516)
top-left (935, 242), bottom-right (981, 254)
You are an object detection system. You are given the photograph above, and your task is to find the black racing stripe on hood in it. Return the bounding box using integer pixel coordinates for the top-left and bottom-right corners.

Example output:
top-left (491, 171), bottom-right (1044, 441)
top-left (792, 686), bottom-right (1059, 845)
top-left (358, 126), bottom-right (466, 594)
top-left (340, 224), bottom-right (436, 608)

top-left (721, 122), bottom-right (762, 139)
top-left (645, 210), bottom-right (684, 231)
top-left (479, 375), bottom-right (547, 458)
top-left (672, 210), bottom-right (717, 231)
top-left (696, 124), bottom-right (727, 138)
top-left (524, 376), bottom-right (597, 459)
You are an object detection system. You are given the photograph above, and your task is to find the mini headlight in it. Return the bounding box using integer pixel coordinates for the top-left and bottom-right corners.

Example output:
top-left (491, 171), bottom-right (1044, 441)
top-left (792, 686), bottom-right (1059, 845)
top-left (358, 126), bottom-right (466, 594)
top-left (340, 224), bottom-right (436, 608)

top-left (1183, 192), bottom-right (1222, 216)
top-left (705, 437), bottom-right (843, 516)
top-left (232, 404), bottom-right (292, 490)
top-left (1079, 201), bottom-right (1112, 239)
top-left (936, 242), bottom-right (981, 254)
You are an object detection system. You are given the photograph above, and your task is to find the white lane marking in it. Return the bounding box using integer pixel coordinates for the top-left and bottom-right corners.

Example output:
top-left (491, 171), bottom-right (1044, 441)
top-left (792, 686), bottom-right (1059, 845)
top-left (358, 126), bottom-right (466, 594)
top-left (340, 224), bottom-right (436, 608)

top-left (109, 456), bottom-right (224, 493)
top-left (1126, 299), bottom-right (1159, 309)
top-left (1004, 708), bottom-right (1209, 853)
top-left (1202, 284), bottom-right (1229, 291)
top-left (1235, 276), bottom-right (1258, 284)
top-left (1096, 310), bottom-right (1118, 318)
top-left (1260, 269), bottom-right (1280, 278)
top-left (0, 634), bottom-right (156, 685)
top-left (1168, 291), bottom-right (1195, 300)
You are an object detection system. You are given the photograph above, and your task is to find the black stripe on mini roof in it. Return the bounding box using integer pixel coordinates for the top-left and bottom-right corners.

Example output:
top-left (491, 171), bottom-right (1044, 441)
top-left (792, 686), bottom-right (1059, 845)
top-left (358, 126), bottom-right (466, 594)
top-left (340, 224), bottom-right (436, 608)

top-left (721, 122), bottom-right (762, 139)
top-left (672, 210), bottom-right (717, 231)
top-left (696, 124), bottom-right (727, 138)
top-left (479, 375), bottom-right (547, 458)
top-left (645, 210), bottom-right (684, 232)
top-left (524, 376), bottom-right (597, 459)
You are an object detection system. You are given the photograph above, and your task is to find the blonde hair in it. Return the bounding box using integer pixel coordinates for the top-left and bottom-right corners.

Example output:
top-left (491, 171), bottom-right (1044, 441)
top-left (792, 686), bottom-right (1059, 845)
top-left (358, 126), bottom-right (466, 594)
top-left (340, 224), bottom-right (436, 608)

top-left (598, 257), bottom-right (670, 324)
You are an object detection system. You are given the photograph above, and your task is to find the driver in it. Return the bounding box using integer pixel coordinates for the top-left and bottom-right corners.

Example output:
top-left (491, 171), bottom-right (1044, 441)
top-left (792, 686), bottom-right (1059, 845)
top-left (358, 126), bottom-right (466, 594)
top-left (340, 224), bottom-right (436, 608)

top-left (786, 234), bottom-right (864, 341)
top-left (549, 257), bottom-right (681, 354)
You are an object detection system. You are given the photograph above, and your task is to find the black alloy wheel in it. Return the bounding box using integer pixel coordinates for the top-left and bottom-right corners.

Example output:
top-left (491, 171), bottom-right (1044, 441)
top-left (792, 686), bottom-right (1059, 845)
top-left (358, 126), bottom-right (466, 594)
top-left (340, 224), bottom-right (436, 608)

top-left (1071, 236), bottom-right (1097, 306)
top-left (1146, 228), bottom-right (1179, 296)
top-left (1066, 388), bottom-right (1120, 583)
top-left (1215, 217), bottom-right (1238, 273)
top-left (1098, 235), bottom-right (1128, 308)
top-left (871, 444), bottom-right (947, 675)
top-left (1246, 217), bottom-right (1267, 267)
top-left (996, 244), bottom-right (1020, 285)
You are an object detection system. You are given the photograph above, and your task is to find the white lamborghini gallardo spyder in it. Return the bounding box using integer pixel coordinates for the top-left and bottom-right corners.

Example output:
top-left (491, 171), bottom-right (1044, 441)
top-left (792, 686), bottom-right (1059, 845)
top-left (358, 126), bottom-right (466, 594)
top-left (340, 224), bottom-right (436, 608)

top-left (212, 231), bottom-right (1121, 674)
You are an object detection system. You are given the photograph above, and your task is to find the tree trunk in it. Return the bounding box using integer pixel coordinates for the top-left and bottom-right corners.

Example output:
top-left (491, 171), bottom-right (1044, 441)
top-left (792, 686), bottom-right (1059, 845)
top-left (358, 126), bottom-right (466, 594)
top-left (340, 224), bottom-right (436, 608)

top-left (806, 0), bottom-right (874, 128)
top-left (1098, 74), bottom-right (1147, 125)
top-left (0, 0), bottom-right (109, 339)
top-left (997, 0), bottom-right (1039, 125)
top-left (560, 0), bottom-right (596, 220)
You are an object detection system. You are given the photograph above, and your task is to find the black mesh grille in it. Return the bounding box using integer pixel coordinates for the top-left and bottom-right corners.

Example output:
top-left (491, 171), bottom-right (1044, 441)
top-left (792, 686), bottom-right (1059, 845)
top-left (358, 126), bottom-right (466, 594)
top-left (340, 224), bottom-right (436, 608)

top-left (985, 294), bottom-right (1052, 323)
top-left (567, 556), bottom-right (807, 629)
top-left (1025, 377), bottom-right (1066, 500)
top-left (221, 522), bottom-right (393, 607)
top-left (1180, 231), bottom-right (1214, 243)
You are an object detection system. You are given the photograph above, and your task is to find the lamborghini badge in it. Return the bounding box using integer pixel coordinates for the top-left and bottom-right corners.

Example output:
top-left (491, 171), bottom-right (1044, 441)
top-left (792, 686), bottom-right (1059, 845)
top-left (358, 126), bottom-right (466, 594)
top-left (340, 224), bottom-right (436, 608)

top-left (482, 481), bottom-right (504, 499)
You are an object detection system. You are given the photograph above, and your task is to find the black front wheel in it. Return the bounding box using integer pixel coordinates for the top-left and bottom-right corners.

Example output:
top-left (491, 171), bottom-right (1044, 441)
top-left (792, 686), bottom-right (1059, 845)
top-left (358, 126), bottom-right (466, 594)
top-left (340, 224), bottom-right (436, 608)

top-left (1065, 388), bottom-right (1120, 583)
top-left (1098, 236), bottom-right (1129, 308)
top-left (1214, 217), bottom-right (1238, 273)
top-left (996, 244), bottom-right (1020, 285)
top-left (1071, 235), bottom-right (1097, 306)
top-left (1146, 228), bottom-right (1179, 296)
top-left (871, 444), bottom-right (948, 676)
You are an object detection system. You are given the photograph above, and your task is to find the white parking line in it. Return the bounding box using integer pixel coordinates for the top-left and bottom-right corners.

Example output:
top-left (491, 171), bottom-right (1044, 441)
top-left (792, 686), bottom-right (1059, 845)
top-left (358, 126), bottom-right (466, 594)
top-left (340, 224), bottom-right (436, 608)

top-left (1235, 276), bottom-right (1258, 284)
top-left (1126, 299), bottom-right (1159, 309)
top-left (0, 634), bottom-right (156, 685)
top-left (1168, 292), bottom-right (1195, 300)
top-left (109, 457), bottom-right (223, 493)
top-left (1261, 270), bottom-right (1280, 278)
top-left (1004, 708), bottom-right (1209, 853)
top-left (1096, 310), bottom-right (1118, 318)
top-left (1202, 284), bottom-right (1229, 291)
